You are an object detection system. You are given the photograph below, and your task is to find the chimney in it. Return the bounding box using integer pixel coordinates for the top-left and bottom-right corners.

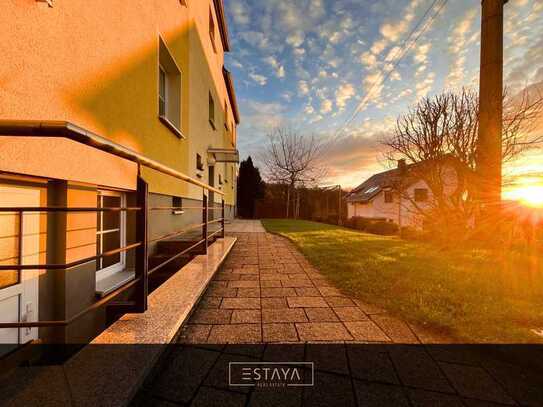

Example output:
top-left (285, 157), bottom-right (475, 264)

top-left (397, 159), bottom-right (406, 170)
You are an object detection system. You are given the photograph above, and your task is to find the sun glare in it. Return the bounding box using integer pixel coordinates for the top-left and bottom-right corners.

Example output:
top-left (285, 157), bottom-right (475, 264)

top-left (507, 185), bottom-right (543, 207)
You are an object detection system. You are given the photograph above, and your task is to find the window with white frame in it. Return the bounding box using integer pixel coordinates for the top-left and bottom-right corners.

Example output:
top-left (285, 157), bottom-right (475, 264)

top-left (158, 37), bottom-right (182, 137)
top-left (96, 190), bottom-right (126, 279)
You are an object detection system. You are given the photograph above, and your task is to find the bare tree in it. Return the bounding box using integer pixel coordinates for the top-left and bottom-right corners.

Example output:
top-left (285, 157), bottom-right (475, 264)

top-left (260, 128), bottom-right (326, 218)
top-left (381, 86), bottom-right (543, 238)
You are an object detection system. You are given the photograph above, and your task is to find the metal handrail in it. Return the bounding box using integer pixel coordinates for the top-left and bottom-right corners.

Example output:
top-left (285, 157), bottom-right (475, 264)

top-left (0, 122), bottom-right (230, 334)
top-left (0, 120), bottom-right (224, 195)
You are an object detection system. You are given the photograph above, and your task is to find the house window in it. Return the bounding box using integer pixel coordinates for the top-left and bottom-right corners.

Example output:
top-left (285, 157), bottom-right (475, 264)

top-left (196, 153), bottom-right (204, 171)
top-left (224, 101), bottom-right (229, 130)
top-left (96, 190), bottom-right (126, 279)
top-left (414, 188), bottom-right (429, 202)
top-left (384, 191), bottom-right (393, 203)
top-left (209, 92), bottom-right (215, 129)
top-left (219, 174), bottom-right (223, 185)
top-left (158, 37), bottom-right (182, 137)
top-left (172, 196), bottom-right (183, 215)
top-left (209, 8), bottom-right (217, 52)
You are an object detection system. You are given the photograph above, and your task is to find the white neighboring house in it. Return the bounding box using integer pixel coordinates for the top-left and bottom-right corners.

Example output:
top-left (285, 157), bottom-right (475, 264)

top-left (346, 159), bottom-right (460, 229)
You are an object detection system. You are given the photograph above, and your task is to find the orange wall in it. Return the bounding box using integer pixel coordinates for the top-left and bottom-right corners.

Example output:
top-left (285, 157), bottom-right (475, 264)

top-left (0, 0), bottom-right (238, 203)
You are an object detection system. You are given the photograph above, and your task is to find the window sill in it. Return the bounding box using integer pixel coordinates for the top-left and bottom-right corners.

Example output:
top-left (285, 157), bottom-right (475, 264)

top-left (159, 116), bottom-right (185, 139)
top-left (209, 120), bottom-right (216, 130)
top-left (96, 269), bottom-right (135, 298)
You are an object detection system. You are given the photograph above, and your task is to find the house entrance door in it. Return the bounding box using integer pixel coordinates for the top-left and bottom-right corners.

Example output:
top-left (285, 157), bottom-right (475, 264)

top-left (0, 185), bottom-right (40, 352)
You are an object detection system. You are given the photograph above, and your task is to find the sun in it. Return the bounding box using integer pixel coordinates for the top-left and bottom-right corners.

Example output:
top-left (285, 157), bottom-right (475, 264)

top-left (507, 185), bottom-right (543, 208)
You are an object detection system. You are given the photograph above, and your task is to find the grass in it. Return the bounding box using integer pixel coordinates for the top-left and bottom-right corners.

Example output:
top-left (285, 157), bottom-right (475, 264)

top-left (262, 219), bottom-right (543, 343)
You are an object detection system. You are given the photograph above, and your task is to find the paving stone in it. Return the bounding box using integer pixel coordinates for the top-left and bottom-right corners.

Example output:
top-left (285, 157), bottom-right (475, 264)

top-left (207, 324), bottom-right (262, 343)
top-left (261, 287), bottom-right (297, 297)
top-left (439, 362), bottom-right (515, 405)
top-left (304, 307), bottom-right (339, 322)
top-left (221, 297), bottom-right (261, 309)
top-left (262, 308), bottom-right (308, 323)
top-left (151, 347), bottom-right (220, 403)
top-left (354, 382), bottom-right (410, 407)
top-left (261, 297), bottom-right (288, 309)
top-left (190, 309), bottom-right (232, 324)
top-left (306, 344), bottom-right (350, 375)
top-left (231, 309), bottom-right (261, 324)
top-left (263, 323), bottom-right (299, 342)
top-left (213, 273), bottom-right (243, 281)
top-left (325, 296), bottom-right (356, 307)
top-left (205, 286), bottom-right (238, 297)
top-left (228, 280), bottom-right (259, 288)
top-left (197, 296), bottom-right (222, 309)
top-left (408, 388), bottom-right (465, 407)
top-left (177, 324), bottom-right (212, 344)
top-left (371, 314), bottom-right (420, 343)
top-left (191, 386), bottom-right (247, 407)
top-left (236, 288), bottom-right (261, 297)
top-left (208, 280), bottom-right (229, 289)
top-left (389, 346), bottom-right (454, 394)
top-left (280, 279), bottom-right (315, 288)
top-left (286, 273), bottom-right (310, 279)
top-left (482, 358), bottom-right (543, 407)
top-left (249, 387), bottom-right (303, 407)
top-left (303, 371), bottom-right (356, 407)
top-left (239, 274), bottom-right (260, 281)
top-left (260, 280), bottom-right (282, 288)
top-left (296, 322), bottom-right (353, 341)
top-left (333, 307), bottom-right (368, 322)
top-left (347, 345), bottom-right (400, 384)
top-left (287, 296), bottom-right (328, 308)
top-left (260, 274), bottom-right (282, 281)
top-left (317, 286), bottom-right (344, 297)
top-left (343, 321), bottom-right (390, 342)
top-left (353, 299), bottom-right (387, 315)
top-left (294, 287), bottom-right (321, 296)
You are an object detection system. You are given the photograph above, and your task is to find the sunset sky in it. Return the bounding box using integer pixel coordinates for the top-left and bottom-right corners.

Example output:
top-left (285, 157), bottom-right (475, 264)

top-left (224, 0), bottom-right (543, 197)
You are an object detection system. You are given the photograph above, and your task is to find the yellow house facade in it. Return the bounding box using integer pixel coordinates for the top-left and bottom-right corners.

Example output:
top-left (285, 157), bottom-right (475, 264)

top-left (0, 0), bottom-right (239, 345)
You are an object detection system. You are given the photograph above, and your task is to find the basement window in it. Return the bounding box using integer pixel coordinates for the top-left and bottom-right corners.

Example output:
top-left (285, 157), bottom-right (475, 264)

top-left (158, 36), bottom-right (183, 138)
top-left (209, 92), bottom-right (216, 129)
top-left (196, 153), bottom-right (204, 171)
top-left (172, 196), bottom-right (183, 215)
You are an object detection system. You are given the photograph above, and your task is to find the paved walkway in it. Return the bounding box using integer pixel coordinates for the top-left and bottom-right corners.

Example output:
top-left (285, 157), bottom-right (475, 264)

top-left (134, 222), bottom-right (543, 406)
top-left (225, 219), bottom-right (266, 233)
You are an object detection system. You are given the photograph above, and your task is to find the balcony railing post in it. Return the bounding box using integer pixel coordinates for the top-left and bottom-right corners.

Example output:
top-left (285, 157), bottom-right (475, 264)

top-left (135, 175), bottom-right (148, 313)
top-left (221, 198), bottom-right (225, 238)
top-left (202, 191), bottom-right (208, 254)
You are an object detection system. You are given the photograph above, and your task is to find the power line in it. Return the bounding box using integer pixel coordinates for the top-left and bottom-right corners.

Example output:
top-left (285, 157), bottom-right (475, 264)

top-left (329, 0), bottom-right (449, 146)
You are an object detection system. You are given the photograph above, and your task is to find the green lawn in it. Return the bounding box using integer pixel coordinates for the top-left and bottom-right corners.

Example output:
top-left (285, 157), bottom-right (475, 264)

top-left (262, 219), bottom-right (543, 343)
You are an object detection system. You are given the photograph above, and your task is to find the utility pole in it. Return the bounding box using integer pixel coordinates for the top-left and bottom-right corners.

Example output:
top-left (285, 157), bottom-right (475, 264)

top-left (476, 0), bottom-right (508, 217)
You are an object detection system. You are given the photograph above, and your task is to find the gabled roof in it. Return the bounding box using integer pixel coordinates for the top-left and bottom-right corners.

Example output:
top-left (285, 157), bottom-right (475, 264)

top-left (346, 167), bottom-right (404, 203)
top-left (213, 0), bottom-right (231, 52)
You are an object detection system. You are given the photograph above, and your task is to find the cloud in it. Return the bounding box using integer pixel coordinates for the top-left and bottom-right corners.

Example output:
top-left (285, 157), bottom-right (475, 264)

top-left (263, 56), bottom-right (286, 78)
top-left (335, 83), bottom-right (355, 109)
top-left (304, 104), bottom-right (315, 114)
top-left (360, 51), bottom-right (377, 68)
top-left (321, 99), bottom-right (333, 114)
top-left (230, 1), bottom-right (249, 26)
top-left (249, 73), bottom-right (268, 86)
top-left (445, 8), bottom-right (478, 89)
top-left (298, 80), bottom-right (310, 96)
top-left (277, 65), bottom-right (285, 78)
top-left (286, 31), bottom-right (305, 47)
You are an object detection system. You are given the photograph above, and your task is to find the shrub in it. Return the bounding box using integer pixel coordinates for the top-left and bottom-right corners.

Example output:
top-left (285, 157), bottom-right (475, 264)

top-left (366, 220), bottom-right (399, 236)
top-left (349, 216), bottom-right (373, 231)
